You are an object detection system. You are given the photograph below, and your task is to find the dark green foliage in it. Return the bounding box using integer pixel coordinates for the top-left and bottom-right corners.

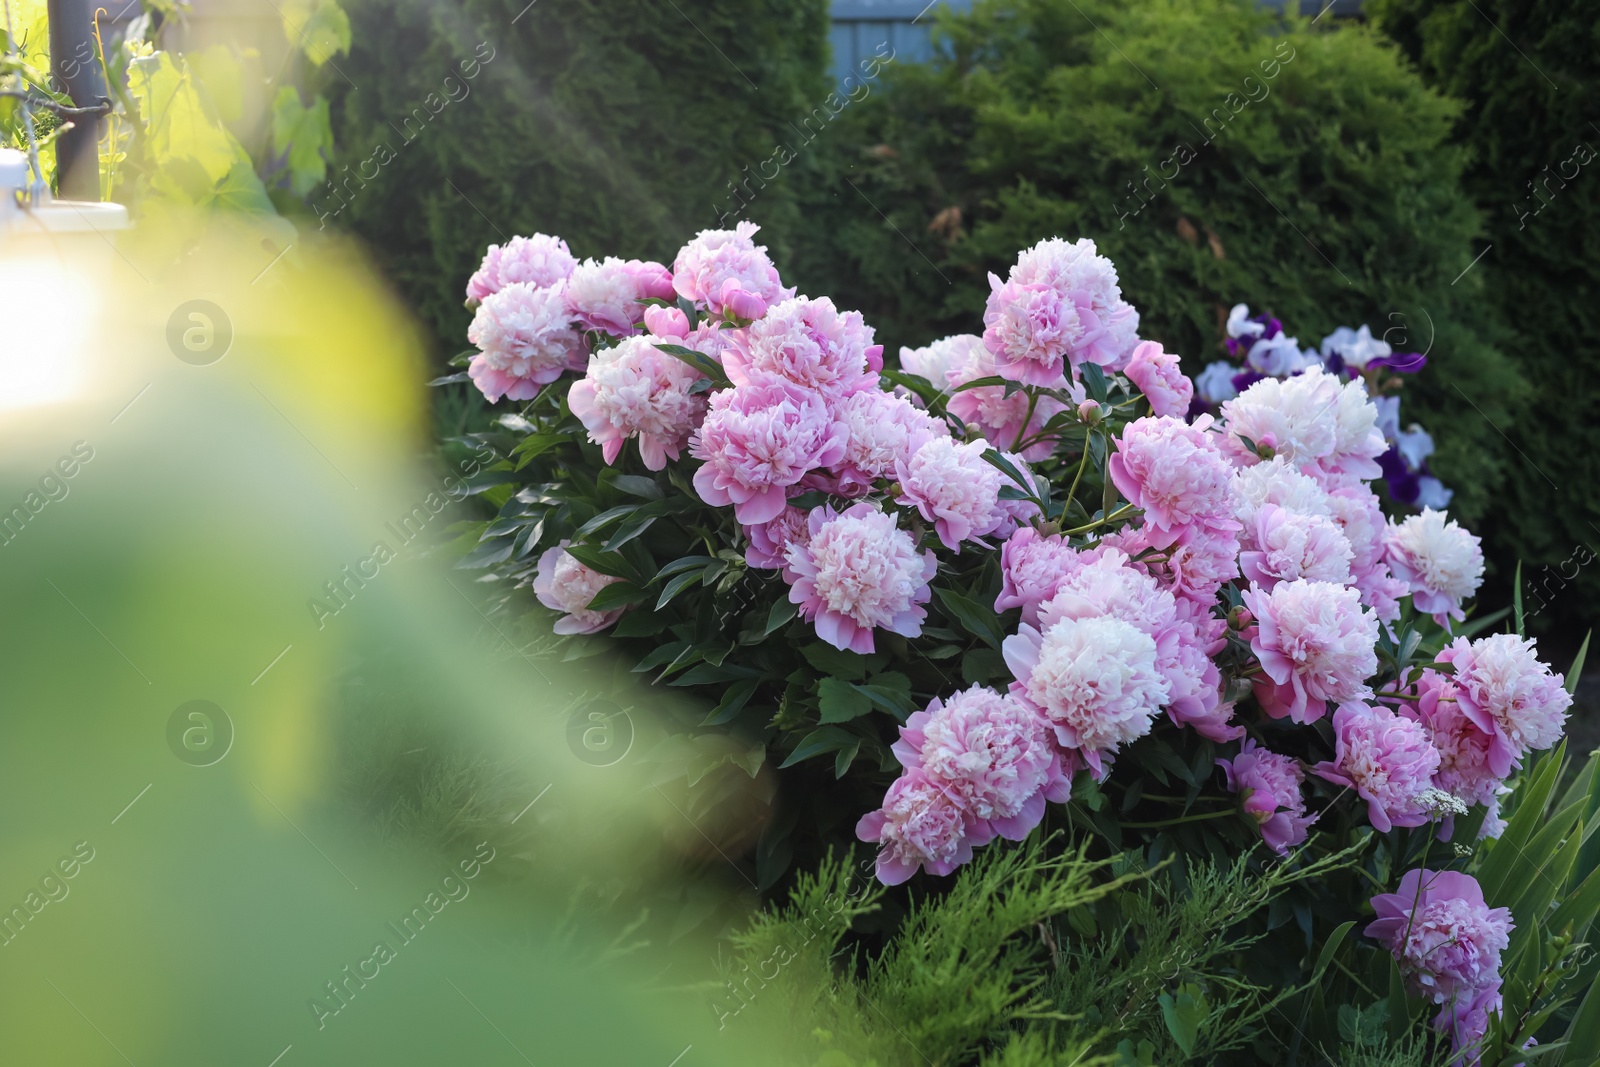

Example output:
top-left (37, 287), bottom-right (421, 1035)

top-left (323, 0), bottom-right (830, 360)
top-left (1369, 0), bottom-right (1600, 645)
top-left (760, 0), bottom-right (1524, 526)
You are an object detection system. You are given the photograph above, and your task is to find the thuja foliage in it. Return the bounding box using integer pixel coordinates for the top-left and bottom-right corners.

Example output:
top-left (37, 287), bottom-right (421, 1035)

top-left (1368, 0), bottom-right (1600, 641)
top-left (764, 0), bottom-right (1523, 526)
top-left (325, 0), bottom-right (830, 360)
top-left (718, 744), bottom-right (1600, 1067)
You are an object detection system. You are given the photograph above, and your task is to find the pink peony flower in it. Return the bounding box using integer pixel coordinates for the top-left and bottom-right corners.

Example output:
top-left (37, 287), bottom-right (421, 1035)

top-left (1313, 701), bottom-right (1441, 832)
top-left (1238, 504), bottom-right (1355, 590)
top-left (725, 296), bottom-right (882, 398)
top-left (1039, 550), bottom-right (1236, 742)
top-left (786, 503), bottom-right (936, 654)
top-left (1404, 669), bottom-right (1502, 824)
top-left (642, 304), bottom-right (691, 339)
top-left (690, 381), bottom-right (847, 524)
top-left (895, 437), bottom-right (1009, 552)
top-left (1220, 370), bottom-right (1334, 465)
top-left (1008, 236), bottom-right (1140, 369)
top-left (1101, 523), bottom-right (1242, 609)
top-left (567, 334), bottom-right (707, 469)
top-left (1434, 981), bottom-right (1503, 1065)
top-left (945, 339), bottom-right (1072, 460)
top-left (982, 276), bottom-right (1078, 386)
top-left (564, 257), bottom-right (672, 336)
top-left (1243, 579), bottom-right (1378, 723)
top-left (1125, 341), bottom-right (1193, 418)
top-left (1386, 508), bottom-right (1484, 628)
top-left (857, 770), bottom-right (979, 885)
top-left (996, 527), bottom-right (1091, 625)
top-left (1004, 613), bottom-right (1169, 779)
top-left (466, 282), bottom-right (586, 402)
top-left (899, 334), bottom-right (982, 390)
top-left (1219, 739), bottom-right (1315, 856)
top-left (892, 685), bottom-right (1070, 840)
top-left (742, 502), bottom-right (810, 578)
top-left (830, 387), bottom-right (947, 493)
top-left (465, 233), bottom-right (577, 305)
top-left (1108, 414), bottom-right (1238, 546)
top-left (533, 541), bottom-right (625, 634)
top-left (1366, 869), bottom-right (1512, 1004)
top-left (1439, 633), bottom-right (1571, 778)
top-left (671, 221), bottom-right (793, 319)
top-left (682, 321), bottom-right (740, 365)
top-left (1328, 485), bottom-right (1408, 624)
top-left (1231, 456), bottom-right (1335, 531)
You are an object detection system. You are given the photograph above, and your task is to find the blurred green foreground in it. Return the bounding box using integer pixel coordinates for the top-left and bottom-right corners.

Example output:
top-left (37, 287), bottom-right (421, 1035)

top-left (0, 224), bottom-right (775, 1065)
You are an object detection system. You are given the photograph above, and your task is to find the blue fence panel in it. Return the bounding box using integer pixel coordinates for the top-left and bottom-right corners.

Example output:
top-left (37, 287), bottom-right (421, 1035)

top-left (829, 0), bottom-right (1363, 85)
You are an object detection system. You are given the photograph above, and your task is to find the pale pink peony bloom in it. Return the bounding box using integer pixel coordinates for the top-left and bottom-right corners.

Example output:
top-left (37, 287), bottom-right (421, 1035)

top-left (1231, 456), bottom-right (1335, 533)
top-left (1219, 739), bottom-right (1315, 856)
top-left (1125, 341), bottom-right (1194, 418)
top-left (785, 503), bottom-right (937, 654)
top-left (1242, 579), bottom-right (1378, 723)
top-left (1322, 375), bottom-right (1389, 484)
top-left (465, 233), bottom-right (577, 304)
top-left (533, 541), bottom-right (625, 634)
top-left (1109, 414), bottom-right (1239, 546)
top-left (831, 388), bottom-right (947, 493)
top-left (1328, 485), bottom-right (1408, 625)
top-left (742, 502), bottom-right (810, 578)
top-left (642, 304), bottom-right (691, 339)
top-left (1386, 508), bottom-right (1485, 628)
top-left (1439, 633), bottom-right (1571, 778)
top-left (1100, 523), bottom-right (1242, 609)
top-left (895, 437), bottom-right (1009, 552)
top-left (1003, 614), bottom-right (1169, 780)
top-left (671, 221), bottom-right (793, 319)
top-left (1435, 981), bottom-right (1503, 1065)
top-left (564, 257), bottom-right (672, 336)
top-left (567, 335), bottom-right (706, 469)
top-left (1366, 869), bottom-right (1512, 1004)
top-left (689, 380), bottom-right (847, 524)
top-left (1008, 236), bottom-right (1140, 369)
top-left (995, 527), bottom-right (1091, 625)
top-left (466, 282), bottom-right (585, 402)
top-left (945, 338), bottom-right (1072, 460)
top-left (1404, 669), bottom-right (1502, 824)
top-left (1313, 701), bottom-right (1441, 832)
top-left (725, 295), bottom-right (883, 398)
top-left (1220, 369), bottom-right (1339, 467)
top-left (899, 334), bottom-right (983, 390)
top-left (682, 321), bottom-right (740, 365)
top-left (1040, 550), bottom-right (1236, 742)
top-left (892, 685), bottom-right (1070, 840)
top-left (857, 770), bottom-right (978, 884)
top-left (1238, 504), bottom-right (1355, 590)
top-left (982, 276), bottom-right (1078, 386)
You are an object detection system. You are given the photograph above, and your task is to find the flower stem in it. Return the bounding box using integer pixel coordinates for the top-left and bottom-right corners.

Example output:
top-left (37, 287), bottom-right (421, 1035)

top-left (1121, 809), bottom-right (1237, 829)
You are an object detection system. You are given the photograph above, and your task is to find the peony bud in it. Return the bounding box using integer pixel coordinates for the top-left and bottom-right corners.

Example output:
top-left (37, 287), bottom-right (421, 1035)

top-left (1077, 400), bottom-right (1102, 425)
top-left (643, 305), bottom-right (691, 339)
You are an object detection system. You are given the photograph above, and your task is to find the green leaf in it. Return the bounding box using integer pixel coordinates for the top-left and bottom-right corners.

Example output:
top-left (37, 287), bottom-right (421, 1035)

top-left (934, 588), bottom-right (1005, 650)
top-left (1562, 969), bottom-right (1600, 1062)
top-left (1567, 631), bottom-right (1591, 695)
top-left (280, 0), bottom-right (352, 65)
top-left (271, 86), bottom-right (333, 196)
top-left (655, 569), bottom-right (704, 610)
top-left (779, 726), bottom-right (857, 768)
top-left (576, 505), bottom-right (637, 539)
top-left (563, 543), bottom-right (636, 581)
top-left (654, 343), bottom-right (729, 387)
top-left (585, 581), bottom-right (647, 612)
top-left (1515, 560), bottom-right (1525, 636)
top-left (702, 678), bottom-right (760, 726)
top-left (1312, 920), bottom-right (1356, 981)
top-left (800, 642), bottom-right (870, 681)
top-left (655, 555), bottom-right (717, 581)
top-left (817, 677), bottom-right (873, 723)
top-left (1158, 983), bottom-right (1206, 1055)
top-left (1081, 361), bottom-right (1109, 403)
top-left (762, 598), bottom-right (798, 638)
top-left (609, 474), bottom-right (664, 500)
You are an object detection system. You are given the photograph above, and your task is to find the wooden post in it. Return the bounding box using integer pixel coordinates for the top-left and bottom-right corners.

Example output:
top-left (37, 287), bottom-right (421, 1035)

top-left (47, 0), bottom-right (105, 200)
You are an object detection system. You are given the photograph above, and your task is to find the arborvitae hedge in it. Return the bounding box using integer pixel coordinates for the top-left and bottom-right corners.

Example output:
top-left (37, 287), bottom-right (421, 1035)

top-left (761, 0), bottom-right (1524, 527)
top-left (1370, 0), bottom-right (1600, 645)
top-left (323, 0), bottom-right (830, 359)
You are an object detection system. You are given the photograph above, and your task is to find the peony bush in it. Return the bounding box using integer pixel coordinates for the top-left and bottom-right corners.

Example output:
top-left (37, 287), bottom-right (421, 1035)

top-left (444, 222), bottom-right (1593, 1064)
